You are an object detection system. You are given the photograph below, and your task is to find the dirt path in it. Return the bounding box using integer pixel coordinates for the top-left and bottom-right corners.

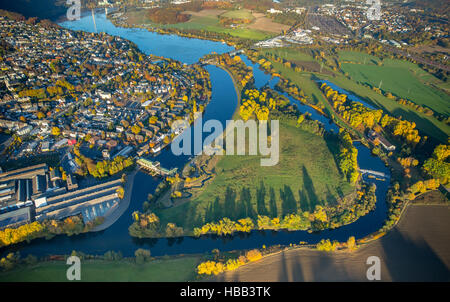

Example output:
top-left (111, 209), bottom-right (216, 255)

top-left (212, 204), bottom-right (450, 281)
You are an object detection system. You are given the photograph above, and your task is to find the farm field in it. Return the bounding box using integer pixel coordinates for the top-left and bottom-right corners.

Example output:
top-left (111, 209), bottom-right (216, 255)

top-left (338, 51), bottom-right (450, 116)
top-left (258, 51), bottom-right (364, 136)
top-left (121, 8), bottom-right (287, 40)
top-left (246, 12), bottom-right (291, 34)
top-left (261, 47), bottom-right (316, 62)
top-left (260, 49), bottom-right (449, 142)
top-left (221, 8), bottom-right (254, 20)
top-left (0, 256), bottom-right (201, 282)
top-left (167, 13), bottom-right (271, 40)
top-left (319, 73), bottom-right (450, 142)
top-left (156, 118), bottom-right (354, 230)
top-left (213, 202), bottom-right (450, 281)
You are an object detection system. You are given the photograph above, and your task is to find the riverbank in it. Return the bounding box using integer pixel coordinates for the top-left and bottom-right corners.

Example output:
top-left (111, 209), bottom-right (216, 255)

top-left (211, 203), bottom-right (450, 281)
top-left (153, 63), bottom-right (242, 208)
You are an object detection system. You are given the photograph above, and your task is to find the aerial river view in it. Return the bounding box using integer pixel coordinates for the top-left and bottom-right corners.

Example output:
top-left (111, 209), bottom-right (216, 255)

top-left (2, 12), bottom-right (390, 258)
top-left (0, 2), bottom-right (448, 285)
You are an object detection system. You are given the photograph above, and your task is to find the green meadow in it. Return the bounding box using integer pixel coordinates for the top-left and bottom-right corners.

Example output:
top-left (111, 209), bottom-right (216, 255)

top-left (339, 51), bottom-right (450, 116)
top-left (338, 50), bottom-right (382, 65)
top-left (0, 257), bottom-right (201, 282)
top-left (261, 47), bottom-right (316, 62)
top-left (156, 118), bottom-right (354, 230)
top-left (221, 9), bottom-right (255, 20)
top-left (258, 49), bottom-right (449, 142)
top-left (319, 73), bottom-right (450, 142)
top-left (258, 52), bottom-right (361, 136)
top-left (123, 9), bottom-right (273, 41)
top-left (165, 14), bottom-right (272, 40)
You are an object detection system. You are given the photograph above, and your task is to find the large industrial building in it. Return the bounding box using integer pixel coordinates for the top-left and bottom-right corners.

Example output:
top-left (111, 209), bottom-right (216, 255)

top-left (0, 164), bottom-right (122, 229)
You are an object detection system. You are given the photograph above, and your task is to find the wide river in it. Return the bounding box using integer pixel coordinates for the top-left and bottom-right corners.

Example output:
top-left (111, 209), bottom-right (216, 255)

top-left (1, 12), bottom-right (390, 257)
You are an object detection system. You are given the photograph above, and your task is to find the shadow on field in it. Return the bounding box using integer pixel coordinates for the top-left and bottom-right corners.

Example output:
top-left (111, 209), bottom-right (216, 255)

top-left (301, 166), bottom-right (320, 209)
top-left (380, 228), bottom-right (450, 281)
top-left (275, 250), bottom-right (353, 281)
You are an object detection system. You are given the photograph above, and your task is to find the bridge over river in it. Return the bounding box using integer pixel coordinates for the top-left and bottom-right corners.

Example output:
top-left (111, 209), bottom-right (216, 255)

top-left (137, 158), bottom-right (177, 177)
top-left (359, 168), bottom-right (389, 179)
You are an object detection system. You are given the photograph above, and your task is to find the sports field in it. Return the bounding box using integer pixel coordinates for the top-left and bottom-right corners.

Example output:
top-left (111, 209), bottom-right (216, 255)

top-left (156, 118), bottom-right (354, 230)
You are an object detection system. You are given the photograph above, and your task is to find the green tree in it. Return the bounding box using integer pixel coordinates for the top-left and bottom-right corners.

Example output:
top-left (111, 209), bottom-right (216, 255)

top-left (134, 248), bottom-right (151, 264)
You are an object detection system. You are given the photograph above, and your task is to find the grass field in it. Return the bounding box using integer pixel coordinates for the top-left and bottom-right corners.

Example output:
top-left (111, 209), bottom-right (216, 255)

top-left (339, 51), bottom-right (450, 116)
top-left (320, 73), bottom-right (450, 142)
top-left (167, 14), bottom-right (272, 40)
top-left (260, 49), bottom-right (450, 142)
top-left (262, 48), bottom-right (316, 62)
top-left (257, 51), bottom-right (360, 136)
top-left (221, 9), bottom-right (254, 20)
top-left (0, 256), bottom-right (201, 282)
top-left (123, 9), bottom-right (276, 41)
top-left (156, 118), bottom-right (354, 229)
top-left (338, 50), bottom-right (382, 65)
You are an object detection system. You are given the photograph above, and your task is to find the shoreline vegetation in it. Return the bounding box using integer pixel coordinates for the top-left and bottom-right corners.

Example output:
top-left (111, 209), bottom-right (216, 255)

top-left (128, 52), bottom-right (381, 240)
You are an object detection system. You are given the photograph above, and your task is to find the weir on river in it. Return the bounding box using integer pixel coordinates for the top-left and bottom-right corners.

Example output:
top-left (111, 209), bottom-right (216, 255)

top-left (359, 169), bottom-right (389, 179)
top-left (0, 12), bottom-right (391, 258)
top-left (137, 158), bottom-right (177, 177)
